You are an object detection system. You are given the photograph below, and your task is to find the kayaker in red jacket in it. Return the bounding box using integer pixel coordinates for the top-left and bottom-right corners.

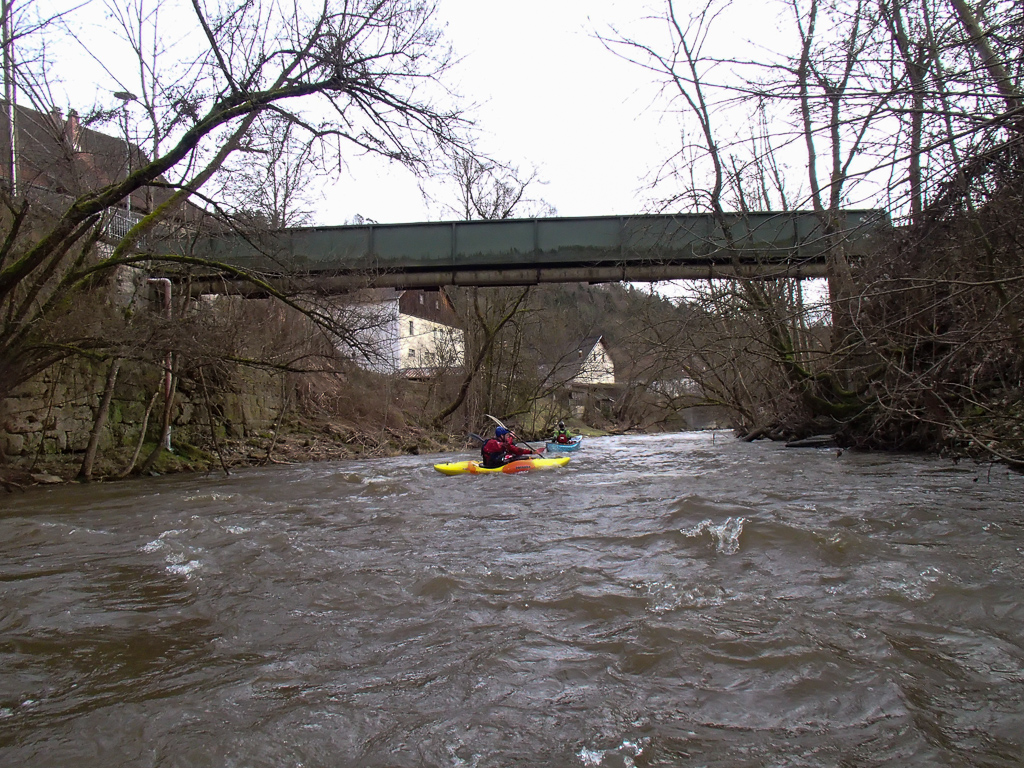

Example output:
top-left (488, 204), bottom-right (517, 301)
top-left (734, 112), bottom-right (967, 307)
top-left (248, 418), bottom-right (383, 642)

top-left (481, 426), bottom-right (538, 468)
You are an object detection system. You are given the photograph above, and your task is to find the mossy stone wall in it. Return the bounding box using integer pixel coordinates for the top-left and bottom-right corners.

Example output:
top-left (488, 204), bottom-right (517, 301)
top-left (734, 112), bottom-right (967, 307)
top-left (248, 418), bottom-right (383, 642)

top-left (1, 360), bottom-right (286, 459)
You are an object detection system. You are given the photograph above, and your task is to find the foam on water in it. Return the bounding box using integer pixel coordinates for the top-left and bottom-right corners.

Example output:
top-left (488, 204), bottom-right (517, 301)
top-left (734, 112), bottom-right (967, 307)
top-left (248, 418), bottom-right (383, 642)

top-left (1, 432), bottom-right (1022, 767)
top-left (680, 516), bottom-right (746, 554)
top-left (579, 738), bottom-right (646, 767)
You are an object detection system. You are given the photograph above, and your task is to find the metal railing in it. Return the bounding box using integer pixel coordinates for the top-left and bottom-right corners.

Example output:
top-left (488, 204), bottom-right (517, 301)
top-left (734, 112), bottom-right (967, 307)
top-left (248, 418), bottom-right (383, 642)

top-left (104, 209), bottom-right (144, 244)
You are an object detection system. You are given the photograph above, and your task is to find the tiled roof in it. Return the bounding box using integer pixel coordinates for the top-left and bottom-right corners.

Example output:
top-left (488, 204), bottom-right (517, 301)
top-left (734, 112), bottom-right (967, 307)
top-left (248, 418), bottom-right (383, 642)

top-left (399, 288), bottom-right (461, 328)
top-left (0, 102), bottom-right (203, 222)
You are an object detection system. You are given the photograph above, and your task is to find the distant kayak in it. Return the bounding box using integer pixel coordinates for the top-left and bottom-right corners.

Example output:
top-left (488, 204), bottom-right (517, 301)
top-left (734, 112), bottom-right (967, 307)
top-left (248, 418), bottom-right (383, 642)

top-left (434, 456), bottom-right (571, 475)
top-left (546, 436), bottom-right (583, 452)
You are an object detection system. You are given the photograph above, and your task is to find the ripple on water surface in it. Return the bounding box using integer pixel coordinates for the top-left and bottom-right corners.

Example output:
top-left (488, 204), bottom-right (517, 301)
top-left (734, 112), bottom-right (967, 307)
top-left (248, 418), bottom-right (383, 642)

top-left (0, 432), bottom-right (1022, 766)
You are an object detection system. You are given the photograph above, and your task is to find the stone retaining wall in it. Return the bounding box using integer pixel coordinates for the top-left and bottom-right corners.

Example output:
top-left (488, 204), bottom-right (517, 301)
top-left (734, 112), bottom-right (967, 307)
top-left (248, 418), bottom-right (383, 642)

top-left (1, 359), bottom-right (287, 459)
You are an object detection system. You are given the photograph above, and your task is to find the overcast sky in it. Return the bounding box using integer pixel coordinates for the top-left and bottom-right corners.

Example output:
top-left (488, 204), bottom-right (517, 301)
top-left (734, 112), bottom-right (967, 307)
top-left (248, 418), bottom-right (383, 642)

top-left (39, 0), bottom-right (786, 227)
top-left (317, 0), bottom-right (672, 225)
top-left (34, 0), bottom-right (664, 225)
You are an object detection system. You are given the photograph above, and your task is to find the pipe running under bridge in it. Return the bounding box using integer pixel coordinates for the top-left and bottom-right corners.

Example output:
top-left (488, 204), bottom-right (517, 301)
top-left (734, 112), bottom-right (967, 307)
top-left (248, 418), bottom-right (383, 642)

top-left (158, 210), bottom-right (890, 296)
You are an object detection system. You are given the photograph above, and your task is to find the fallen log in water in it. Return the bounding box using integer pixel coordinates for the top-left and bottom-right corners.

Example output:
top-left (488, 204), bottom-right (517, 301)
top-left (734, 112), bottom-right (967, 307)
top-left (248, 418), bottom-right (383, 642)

top-left (785, 434), bottom-right (837, 448)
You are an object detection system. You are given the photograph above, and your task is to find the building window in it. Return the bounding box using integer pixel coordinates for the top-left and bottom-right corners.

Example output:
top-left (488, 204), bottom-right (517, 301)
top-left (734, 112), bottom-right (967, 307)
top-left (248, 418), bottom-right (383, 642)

top-left (409, 320), bottom-right (414, 334)
top-left (409, 348), bottom-right (416, 358)
top-left (419, 294), bottom-right (424, 305)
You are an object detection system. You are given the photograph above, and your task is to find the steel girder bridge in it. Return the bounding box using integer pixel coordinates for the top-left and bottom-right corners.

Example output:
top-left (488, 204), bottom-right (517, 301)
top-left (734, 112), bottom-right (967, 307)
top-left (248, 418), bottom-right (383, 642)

top-left (160, 210), bottom-right (890, 296)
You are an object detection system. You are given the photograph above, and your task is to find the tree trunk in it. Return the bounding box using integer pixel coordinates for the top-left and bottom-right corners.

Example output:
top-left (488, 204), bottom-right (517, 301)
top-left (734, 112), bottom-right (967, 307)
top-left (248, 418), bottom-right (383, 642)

top-left (119, 390), bottom-right (159, 478)
top-left (949, 0), bottom-right (1022, 118)
top-left (76, 357), bottom-right (122, 482)
top-left (431, 288), bottom-right (529, 427)
top-left (138, 356), bottom-right (177, 475)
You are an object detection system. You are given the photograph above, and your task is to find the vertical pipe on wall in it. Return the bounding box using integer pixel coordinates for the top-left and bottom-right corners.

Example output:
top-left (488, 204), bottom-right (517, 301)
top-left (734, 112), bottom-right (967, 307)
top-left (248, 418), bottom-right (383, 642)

top-left (147, 277), bottom-right (173, 451)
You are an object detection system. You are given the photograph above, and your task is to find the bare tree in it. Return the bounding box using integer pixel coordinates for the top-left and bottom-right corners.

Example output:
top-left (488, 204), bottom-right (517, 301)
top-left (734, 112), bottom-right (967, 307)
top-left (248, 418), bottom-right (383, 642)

top-left (599, 0), bottom-right (851, 434)
top-left (599, 0), bottom-right (1024, 456)
top-left (442, 149), bottom-right (554, 221)
top-left (429, 148), bottom-right (556, 429)
top-left (0, 0), bottom-right (470, 405)
top-left (217, 115), bottom-right (319, 229)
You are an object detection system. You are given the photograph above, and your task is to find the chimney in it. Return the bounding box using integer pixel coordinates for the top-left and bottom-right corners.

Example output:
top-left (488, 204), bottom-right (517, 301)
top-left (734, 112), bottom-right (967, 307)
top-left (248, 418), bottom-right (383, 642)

top-left (64, 109), bottom-right (81, 152)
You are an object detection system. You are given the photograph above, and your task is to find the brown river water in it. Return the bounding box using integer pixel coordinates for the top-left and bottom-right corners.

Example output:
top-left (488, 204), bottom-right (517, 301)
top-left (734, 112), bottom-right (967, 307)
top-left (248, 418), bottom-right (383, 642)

top-left (1, 432), bottom-right (1022, 767)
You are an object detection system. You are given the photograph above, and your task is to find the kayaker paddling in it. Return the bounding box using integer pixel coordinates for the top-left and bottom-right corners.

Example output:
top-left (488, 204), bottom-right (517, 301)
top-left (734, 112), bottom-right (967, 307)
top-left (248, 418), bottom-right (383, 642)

top-left (481, 426), bottom-right (540, 468)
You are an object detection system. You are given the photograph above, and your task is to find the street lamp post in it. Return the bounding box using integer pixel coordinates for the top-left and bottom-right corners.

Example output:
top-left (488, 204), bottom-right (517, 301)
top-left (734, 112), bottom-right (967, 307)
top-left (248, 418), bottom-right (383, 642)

top-left (2, 0), bottom-right (16, 196)
top-left (113, 91), bottom-right (136, 222)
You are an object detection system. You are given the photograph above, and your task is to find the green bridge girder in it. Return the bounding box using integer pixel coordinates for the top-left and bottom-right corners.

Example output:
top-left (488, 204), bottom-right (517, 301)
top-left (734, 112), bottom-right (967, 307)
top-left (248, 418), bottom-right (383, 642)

top-left (165, 210), bottom-right (890, 295)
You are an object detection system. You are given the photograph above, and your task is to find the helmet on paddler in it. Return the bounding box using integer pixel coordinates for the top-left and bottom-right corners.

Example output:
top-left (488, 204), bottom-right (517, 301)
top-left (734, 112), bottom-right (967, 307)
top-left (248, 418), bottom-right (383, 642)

top-left (495, 426), bottom-right (511, 439)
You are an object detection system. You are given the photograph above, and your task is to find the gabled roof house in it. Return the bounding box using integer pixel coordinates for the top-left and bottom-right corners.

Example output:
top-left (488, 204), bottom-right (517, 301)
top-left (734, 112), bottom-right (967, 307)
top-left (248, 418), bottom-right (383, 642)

top-left (398, 288), bottom-right (465, 378)
top-left (553, 335), bottom-right (616, 387)
top-left (541, 334), bottom-right (617, 419)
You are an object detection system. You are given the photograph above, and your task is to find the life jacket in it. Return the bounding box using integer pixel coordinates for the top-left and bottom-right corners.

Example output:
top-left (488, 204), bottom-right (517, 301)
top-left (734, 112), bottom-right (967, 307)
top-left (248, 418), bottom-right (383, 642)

top-left (481, 438), bottom-right (506, 468)
top-left (556, 430), bottom-right (570, 444)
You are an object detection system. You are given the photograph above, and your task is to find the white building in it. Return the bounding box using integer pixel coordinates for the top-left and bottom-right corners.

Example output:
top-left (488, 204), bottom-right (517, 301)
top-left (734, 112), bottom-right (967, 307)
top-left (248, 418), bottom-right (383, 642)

top-left (341, 288), bottom-right (464, 377)
top-left (540, 335), bottom-right (617, 419)
top-left (569, 335), bottom-right (616, 385)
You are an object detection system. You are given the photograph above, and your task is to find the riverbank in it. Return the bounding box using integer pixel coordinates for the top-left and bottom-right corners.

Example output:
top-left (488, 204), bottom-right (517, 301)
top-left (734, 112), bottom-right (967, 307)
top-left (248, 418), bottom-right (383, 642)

top-left (0, 417), bottom-right (466, 492)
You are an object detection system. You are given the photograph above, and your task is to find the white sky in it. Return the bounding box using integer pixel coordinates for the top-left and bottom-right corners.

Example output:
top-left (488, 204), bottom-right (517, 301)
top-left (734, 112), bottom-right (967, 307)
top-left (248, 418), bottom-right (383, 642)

top-left (26, 0), bottom-right (663, 225)
top-left (316, 0), bottom-right (672, 225)
top-left (35, 0), bottom-right (792, 227)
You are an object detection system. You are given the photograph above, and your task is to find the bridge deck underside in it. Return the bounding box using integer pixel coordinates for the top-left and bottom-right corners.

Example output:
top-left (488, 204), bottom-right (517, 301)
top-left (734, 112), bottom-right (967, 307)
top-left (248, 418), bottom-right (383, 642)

top-left (160, 211), bottom-right (888, 294)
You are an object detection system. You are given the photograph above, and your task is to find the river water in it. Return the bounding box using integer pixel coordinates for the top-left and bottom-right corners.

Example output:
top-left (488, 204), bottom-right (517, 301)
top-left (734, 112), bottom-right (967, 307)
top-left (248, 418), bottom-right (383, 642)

top-left (1, 432), bottom-right (1022, 767)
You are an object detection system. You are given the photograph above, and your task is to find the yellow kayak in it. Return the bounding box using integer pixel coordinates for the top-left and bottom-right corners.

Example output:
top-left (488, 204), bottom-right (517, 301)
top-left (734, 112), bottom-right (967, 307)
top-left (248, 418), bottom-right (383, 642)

top-left (434, 456), bottom-right (571, 475)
